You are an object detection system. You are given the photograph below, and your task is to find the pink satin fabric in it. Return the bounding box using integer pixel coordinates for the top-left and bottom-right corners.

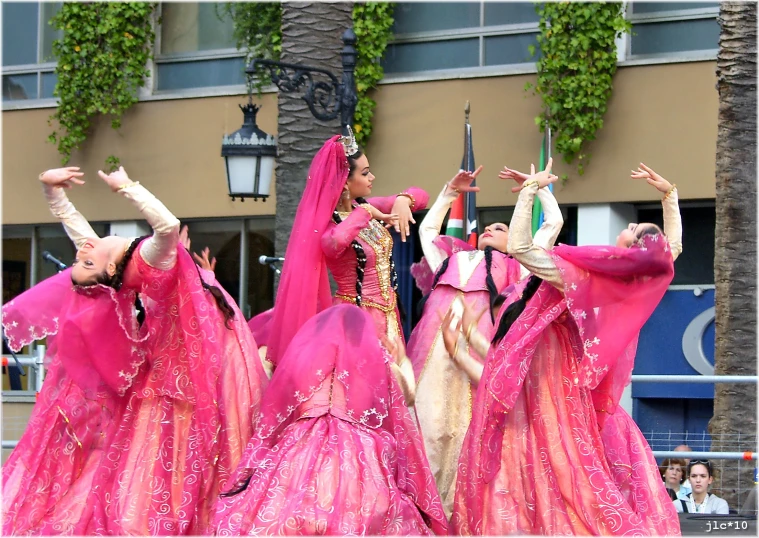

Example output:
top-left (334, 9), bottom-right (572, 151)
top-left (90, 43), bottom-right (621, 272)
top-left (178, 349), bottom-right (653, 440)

top-left (408, 249), bottom-right (522, 377)
top-left (212, 305), bottom-right (448, 535)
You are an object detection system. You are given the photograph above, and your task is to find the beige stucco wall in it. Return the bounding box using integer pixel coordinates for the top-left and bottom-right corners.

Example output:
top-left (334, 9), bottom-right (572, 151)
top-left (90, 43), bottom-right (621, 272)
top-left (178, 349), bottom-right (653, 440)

top-left (2, 61), bottom-right (717, 225)
top-left (2, 93), bottom-right (280, 225)
top-left (367, 60), bottom-right (718, 206)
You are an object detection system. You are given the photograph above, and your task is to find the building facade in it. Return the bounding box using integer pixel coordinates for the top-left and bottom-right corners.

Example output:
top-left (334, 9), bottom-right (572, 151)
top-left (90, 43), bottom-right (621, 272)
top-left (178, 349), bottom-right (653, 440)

top-left (3, 2), bottom-right (719, 438)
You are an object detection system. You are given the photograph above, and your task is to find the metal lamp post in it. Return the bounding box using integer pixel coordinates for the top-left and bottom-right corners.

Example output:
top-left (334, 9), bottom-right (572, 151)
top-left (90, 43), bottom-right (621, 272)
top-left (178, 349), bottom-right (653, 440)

top-left (247, 27), bottom-right (358, 136)
top-left (221, 27), bottom-right (357, 201)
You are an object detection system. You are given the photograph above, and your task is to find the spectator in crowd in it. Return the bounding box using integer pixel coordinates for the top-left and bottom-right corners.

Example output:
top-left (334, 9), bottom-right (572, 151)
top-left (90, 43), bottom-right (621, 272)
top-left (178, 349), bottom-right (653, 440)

top-left (674, 460), bottom-right (729, 514)
top-left (660, 457), bottom-right (689, 501)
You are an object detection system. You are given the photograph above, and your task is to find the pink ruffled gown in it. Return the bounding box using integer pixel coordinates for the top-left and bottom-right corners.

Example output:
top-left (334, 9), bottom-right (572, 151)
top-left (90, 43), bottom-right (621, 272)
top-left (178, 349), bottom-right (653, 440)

top-left (2, 284), bottom-right (132, 535)
top-left (212, 305), bottom-right (448, 535)
top-left (452, 182), bottom-right (681, 536)
top-left (84, 246), bottom-right (267, 535)
top-left (2, 182), bottom-right (267, 535)
top-left (405, 185), bottom-right (561, 515)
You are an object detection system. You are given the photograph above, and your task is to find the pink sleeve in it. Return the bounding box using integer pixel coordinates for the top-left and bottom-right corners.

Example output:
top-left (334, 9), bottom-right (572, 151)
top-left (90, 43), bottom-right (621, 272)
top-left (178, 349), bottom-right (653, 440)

top-left (366, 187), bottom-right (430, 213)
top-left (321, 209), bottom-right (371, 259)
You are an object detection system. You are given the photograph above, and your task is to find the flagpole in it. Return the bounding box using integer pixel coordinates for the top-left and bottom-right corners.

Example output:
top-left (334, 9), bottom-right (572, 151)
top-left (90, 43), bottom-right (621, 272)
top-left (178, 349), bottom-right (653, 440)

top-left (464, 101), bottom-right (471, 168)
top-left (463, 101), bottom-right (471, 240)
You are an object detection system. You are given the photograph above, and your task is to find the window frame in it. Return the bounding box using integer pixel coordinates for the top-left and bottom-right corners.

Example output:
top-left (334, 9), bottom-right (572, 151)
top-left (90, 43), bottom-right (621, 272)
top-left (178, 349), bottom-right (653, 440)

top-left (2, 1), bottom-right (723, 109)
top-left (384, 2), bottom-right (541, 80)
top-left (151, 2), bottom-right (248, 95)
top-left (625, 2), bottom-right (720, 62)
top-left (1, 2), bottom-right (60, 106)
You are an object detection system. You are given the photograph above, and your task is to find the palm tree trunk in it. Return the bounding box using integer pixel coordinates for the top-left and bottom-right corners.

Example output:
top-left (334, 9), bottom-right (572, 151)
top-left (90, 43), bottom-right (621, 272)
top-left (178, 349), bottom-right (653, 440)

top-left (274, 2), bottom-right (354, 270)
top-left (708, 1), bottom-right (757, 510)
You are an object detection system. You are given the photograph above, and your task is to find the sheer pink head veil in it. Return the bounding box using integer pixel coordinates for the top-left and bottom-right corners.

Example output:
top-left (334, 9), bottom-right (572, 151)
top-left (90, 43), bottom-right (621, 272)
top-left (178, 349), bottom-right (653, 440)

top-left (462, 233), bottom-right (674, 486)
top-left (551, 233), bottom-right (674, 425)
top-left (1, 268), bottom-right (148, 395)
top-left (267, 135), bottom-right (350, 364)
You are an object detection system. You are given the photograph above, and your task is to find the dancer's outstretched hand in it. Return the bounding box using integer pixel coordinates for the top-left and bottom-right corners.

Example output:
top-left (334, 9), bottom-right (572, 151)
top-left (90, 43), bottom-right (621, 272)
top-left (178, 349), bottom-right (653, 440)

top-left (39, 167), bottom-right (85, 189)
top-left (391, 196), bottom-right (416, 243)
top-left (193, 247), bottom-right (217, 272)
top-left (446, 165), bottom-right (483, 196)
top-left (498, 165), bottom-right (529, 186)
top-left (98, 166), bottom-right (135, 192)
top-left (631, 163), bottom-right (673, 194)
top-left (509, 158), bottom-right (557, 193)
top-left (364, 203), bottom-right (400, 229)
top-left (381, 335), bottom-right (408, 366)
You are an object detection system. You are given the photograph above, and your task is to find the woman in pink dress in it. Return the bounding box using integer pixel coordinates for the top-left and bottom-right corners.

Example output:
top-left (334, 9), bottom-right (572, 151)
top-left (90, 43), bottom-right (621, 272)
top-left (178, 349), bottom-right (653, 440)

top-left (406, 163), bottom-right (563, 515)
top-left (266, 129), bottom-right (428, 366)
top-left (2, 166), bottom-right (267, 535)
top-left (450, 163), bottom-right (682, 535)
top-left (212, 304), bottom-right (448, 535)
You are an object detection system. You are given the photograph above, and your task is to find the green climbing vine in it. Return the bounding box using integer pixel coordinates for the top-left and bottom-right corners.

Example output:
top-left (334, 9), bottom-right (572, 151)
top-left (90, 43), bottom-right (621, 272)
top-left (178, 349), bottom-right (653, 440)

top-left (48, 2), bottom-right (157, 169)
top-left (216, 2), bottom-right (282, 91)
top-left (526, 2), bottom-right (631, 176)
top-left (352, 2), bottom-right (395, 147)
top-left (223, 2), bottom-right (395, 147)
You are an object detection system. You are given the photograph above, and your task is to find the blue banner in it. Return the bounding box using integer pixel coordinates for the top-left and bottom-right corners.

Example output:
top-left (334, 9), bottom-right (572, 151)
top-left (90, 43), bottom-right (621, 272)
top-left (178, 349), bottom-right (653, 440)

top-left (633, 288), bottom-right (715, 399)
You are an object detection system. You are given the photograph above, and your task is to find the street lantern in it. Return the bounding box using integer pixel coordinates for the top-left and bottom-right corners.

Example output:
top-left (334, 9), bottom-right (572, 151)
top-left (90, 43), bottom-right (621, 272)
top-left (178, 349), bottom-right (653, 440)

top-left (221, 102), bottom-right (277, 202)
top-left (222, 27), bottom-right (357, 201)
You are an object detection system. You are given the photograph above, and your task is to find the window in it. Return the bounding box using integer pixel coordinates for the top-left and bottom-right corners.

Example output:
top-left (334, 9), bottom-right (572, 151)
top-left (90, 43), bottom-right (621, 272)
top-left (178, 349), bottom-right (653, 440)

top-left (2, 2), bottom-right (62, 102)
top-left (383, 2), bottom-right (541, 75)
top-left (628, 2), bottom-right (719, 59)
top-left (179, 218), bottom-right (275, 318)
top-left (636, 202), bottom-right (715, 285)
top-left (155, 2), bottom-right (245, 92)
top-left (2, 217), bottom-right (274, 324)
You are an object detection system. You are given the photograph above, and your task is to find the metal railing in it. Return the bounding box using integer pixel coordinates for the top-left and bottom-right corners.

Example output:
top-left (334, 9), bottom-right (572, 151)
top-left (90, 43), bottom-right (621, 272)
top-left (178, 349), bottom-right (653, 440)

top-left (2, 345), bottom-right (46, 392)
top-left (632, 375), bottom-right (758, 384)
top-left (2, 346), bottom-right (45, 450)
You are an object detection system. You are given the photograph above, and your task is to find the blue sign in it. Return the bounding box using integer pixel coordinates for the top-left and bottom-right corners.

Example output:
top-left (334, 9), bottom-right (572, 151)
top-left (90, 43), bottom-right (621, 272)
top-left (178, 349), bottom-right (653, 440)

top-left (633, 288), bottom-right (715, 399)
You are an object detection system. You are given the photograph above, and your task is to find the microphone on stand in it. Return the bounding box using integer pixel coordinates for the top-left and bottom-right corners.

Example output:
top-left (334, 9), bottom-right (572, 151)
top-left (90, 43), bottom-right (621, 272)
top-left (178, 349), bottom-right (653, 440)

top-left (258, 255), bottom-right (283, 275)
top-left (42, 251), bottom-right (68, 272)
top-left (258, 255), bottom-right (284, 265)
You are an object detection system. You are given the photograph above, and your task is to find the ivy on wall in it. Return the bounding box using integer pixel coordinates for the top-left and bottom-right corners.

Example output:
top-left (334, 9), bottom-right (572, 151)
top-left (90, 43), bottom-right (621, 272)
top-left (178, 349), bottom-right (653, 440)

top-left (223, 1), bottom-right (395, 147)
top-left (352, 2), bottom-right (395, 147)
top-left (526, 2), bottom-right (631, 176)
top-left (45, 2), bottom-right (394, 165)
top-left (48, 2), bottom-right (157, 169)
top-left (217, 2), bottom-right (282, 92)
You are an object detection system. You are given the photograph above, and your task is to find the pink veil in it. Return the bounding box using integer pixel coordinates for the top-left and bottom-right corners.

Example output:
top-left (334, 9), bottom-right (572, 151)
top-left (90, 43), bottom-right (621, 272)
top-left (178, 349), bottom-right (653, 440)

top-left (266, 136), bottom-right (350, 365)
top-left (551, 233), bottom-right (674, 426)
top-left (1, 268), bottom-right (148, 395)
top-left (410, 235), bottom-right (477, 295)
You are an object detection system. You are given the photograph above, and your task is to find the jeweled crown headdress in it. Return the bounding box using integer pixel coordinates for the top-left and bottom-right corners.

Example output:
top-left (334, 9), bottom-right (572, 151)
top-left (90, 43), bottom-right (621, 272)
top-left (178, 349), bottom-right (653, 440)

top-left (339, 125), bottom-right (359, 158)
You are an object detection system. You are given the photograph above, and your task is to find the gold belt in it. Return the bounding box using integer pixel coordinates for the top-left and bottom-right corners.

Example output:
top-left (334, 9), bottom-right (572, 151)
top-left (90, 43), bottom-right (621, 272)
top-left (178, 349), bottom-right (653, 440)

top-left (335, 293), bottom-right (396, 313)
